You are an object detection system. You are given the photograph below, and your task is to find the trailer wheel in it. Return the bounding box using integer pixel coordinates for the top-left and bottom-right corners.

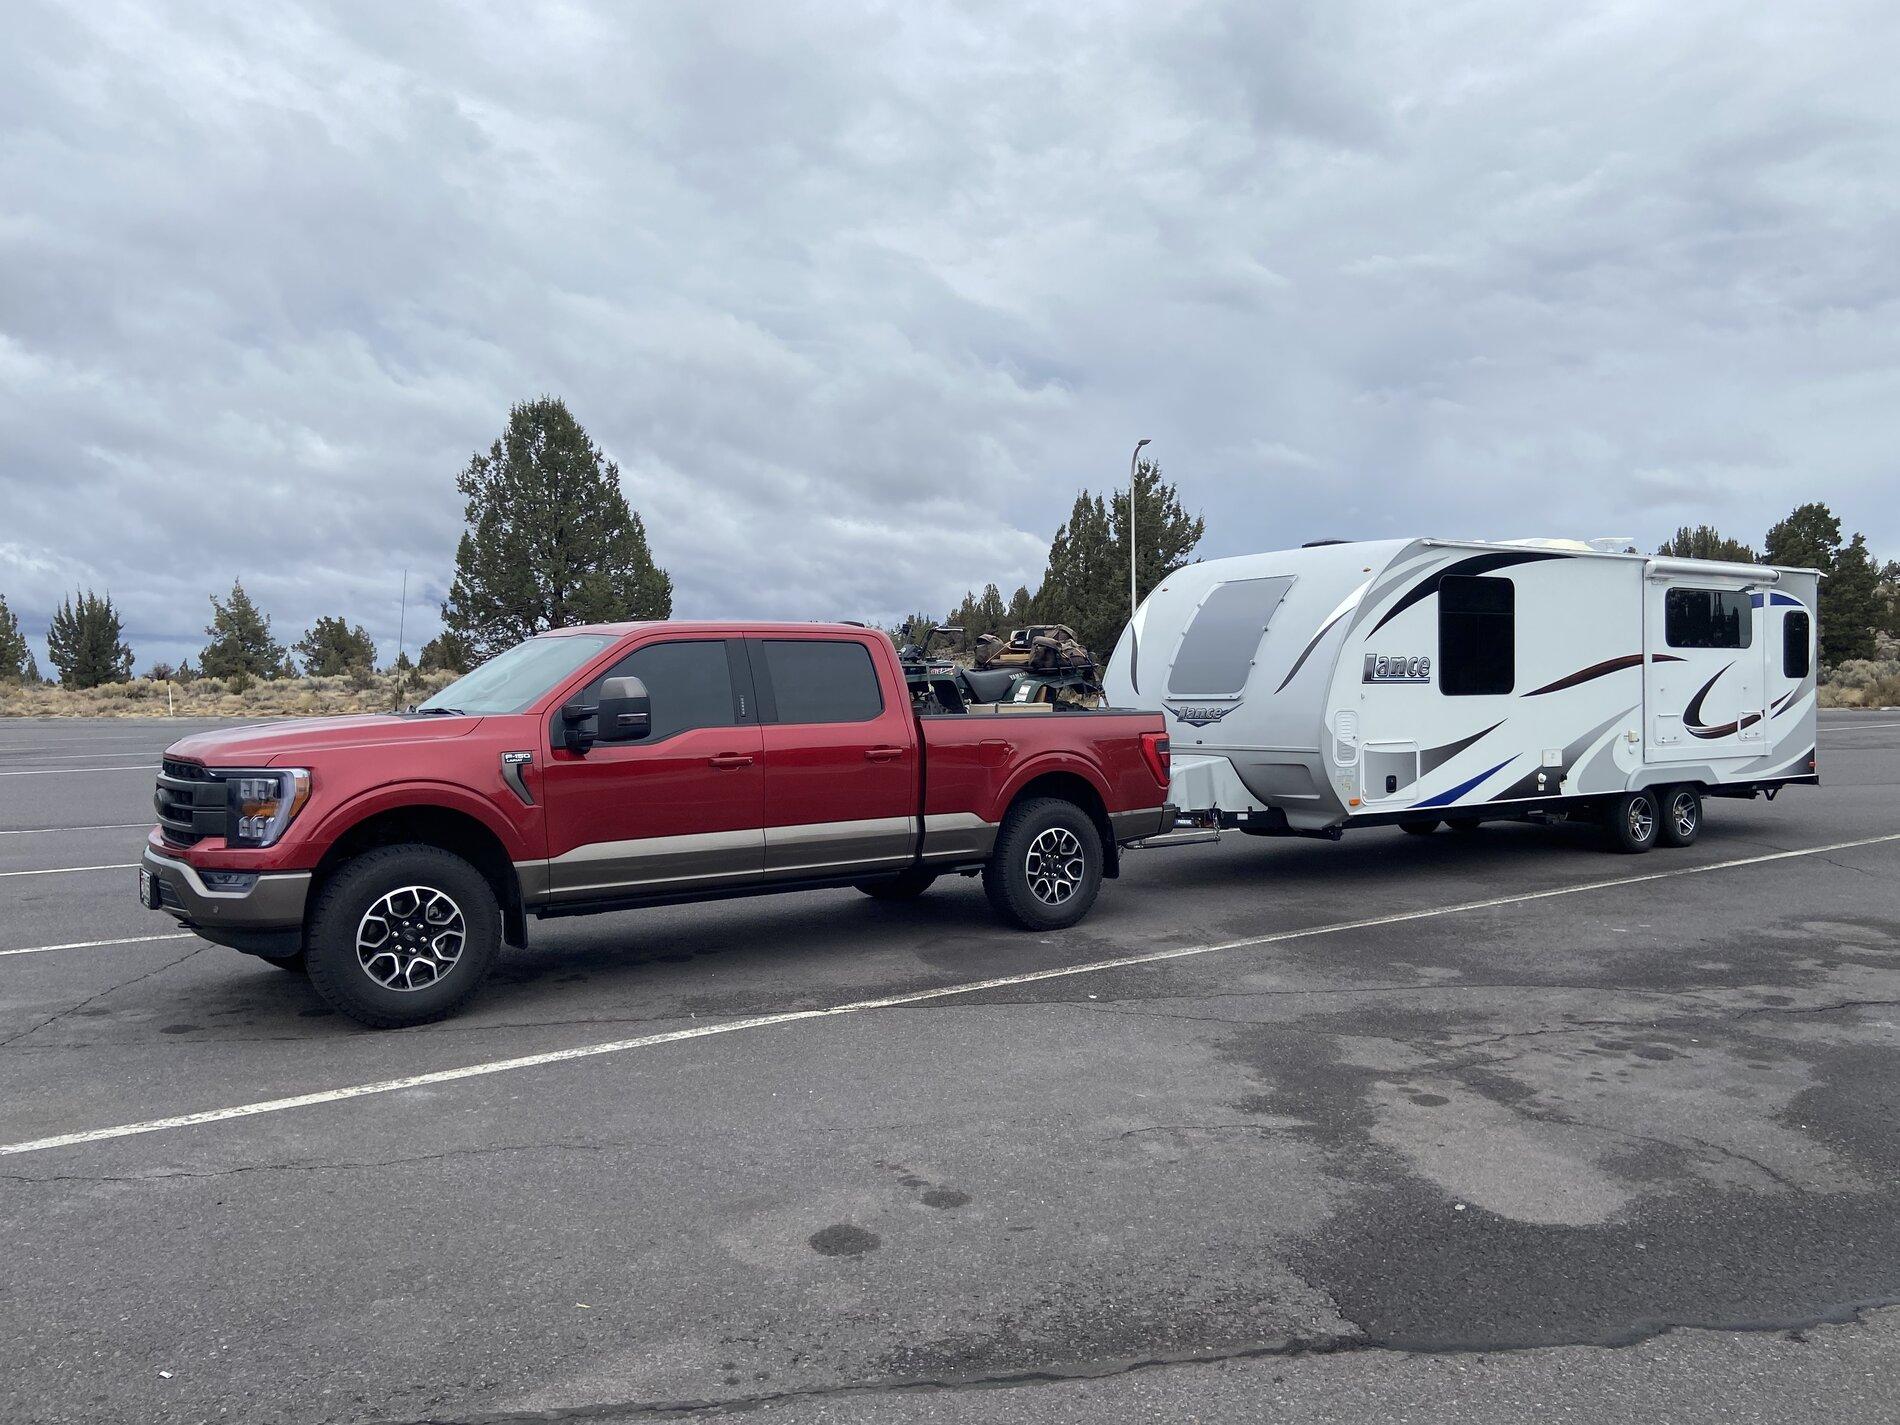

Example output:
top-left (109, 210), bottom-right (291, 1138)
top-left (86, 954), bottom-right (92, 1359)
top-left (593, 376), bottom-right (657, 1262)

top-left (1606, 791), bottom-right (1661, 854)
top-left (305, 843), bottom-right (503, 1028)
top-left (1444, 816), bottom-right (1483, 833)
top-left (983, 797), bottom-right (1103, 931)
top-left (1658, 786), bottom-right (1702, 847)
top-left (856, 870), bottom-right (938, 901)
top-left (1400, 820), bottom-right (1439, 837)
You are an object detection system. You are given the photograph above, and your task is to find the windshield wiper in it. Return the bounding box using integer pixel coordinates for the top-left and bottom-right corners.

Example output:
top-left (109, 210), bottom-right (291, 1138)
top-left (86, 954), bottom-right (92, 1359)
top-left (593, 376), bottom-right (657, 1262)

top-left (411, 706), bottom-right (466, 716)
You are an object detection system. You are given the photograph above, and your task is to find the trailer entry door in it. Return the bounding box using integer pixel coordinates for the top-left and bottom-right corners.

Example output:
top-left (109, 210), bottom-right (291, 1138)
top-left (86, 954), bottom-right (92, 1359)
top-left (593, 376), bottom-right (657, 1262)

top-left (1644, 582), bottom-right (1765, 762)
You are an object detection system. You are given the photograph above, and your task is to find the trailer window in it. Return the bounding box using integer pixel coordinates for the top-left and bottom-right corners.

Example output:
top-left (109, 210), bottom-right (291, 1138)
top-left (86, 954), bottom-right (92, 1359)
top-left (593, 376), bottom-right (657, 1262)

top-left (1439, 576), bottom-right (1514, 696)
top-left (1166, 576), bottom-right (1294, 696)
top-left (1665, 589), bottom-right (1752, 649)
top-left (1783, 610), bottom-right (1811, 679)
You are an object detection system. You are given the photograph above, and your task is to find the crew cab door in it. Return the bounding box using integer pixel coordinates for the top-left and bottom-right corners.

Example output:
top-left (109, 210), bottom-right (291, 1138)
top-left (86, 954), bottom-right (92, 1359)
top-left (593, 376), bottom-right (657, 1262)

top-left (1644, 580), bottom-right (1765, 762)
top-left (539, 638), bottom-right (764, 902)
top-left (747, 634), bottom-right (919, 878)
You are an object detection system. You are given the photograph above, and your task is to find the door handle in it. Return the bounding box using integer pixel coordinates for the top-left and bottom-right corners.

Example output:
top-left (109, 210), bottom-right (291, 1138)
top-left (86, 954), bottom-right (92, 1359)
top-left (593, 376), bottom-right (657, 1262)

top-left (865, 747), bottom-right (904, 762)
top-left (708, 753), bottom-right (755, 769)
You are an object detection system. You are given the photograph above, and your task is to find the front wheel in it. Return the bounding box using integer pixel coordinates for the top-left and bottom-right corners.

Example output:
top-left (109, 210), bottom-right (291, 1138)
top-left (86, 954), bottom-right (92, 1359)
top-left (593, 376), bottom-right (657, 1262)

top-left (1606, 790), bottom-right (1661, 854)
top-left (1658, 785), bottom-right (1702, 847)
top-left (305, 844), bottom-right (503, 1028)
top-left (1400, 821), bottom-right (1439, 837)
top-left (983, 797), bottom-right (1104, 931)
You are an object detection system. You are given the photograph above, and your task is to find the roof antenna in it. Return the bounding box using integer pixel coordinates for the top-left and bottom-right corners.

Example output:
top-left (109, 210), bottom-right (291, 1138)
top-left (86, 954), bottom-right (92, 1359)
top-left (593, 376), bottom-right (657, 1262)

top-left (393, 568), bottom-right (408, 713)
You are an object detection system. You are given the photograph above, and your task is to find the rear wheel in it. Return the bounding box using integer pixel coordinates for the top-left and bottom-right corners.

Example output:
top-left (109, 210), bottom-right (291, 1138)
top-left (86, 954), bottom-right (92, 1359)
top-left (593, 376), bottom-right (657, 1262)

top-left (856, 870), bottom-right (938, 901)
top-left (1445, 816), bottom-right (1483, 833)
top-left (1658, 785), bottom-right (1702, 847)
top-left (983, 797), bottom-right (1103, 931)
top-left (1606, 791), bottom-right (1660, 854)
top-left (1400, 821), bottom-right (1439, 837)
top-left (305, 844), bottom-right (502, 1028)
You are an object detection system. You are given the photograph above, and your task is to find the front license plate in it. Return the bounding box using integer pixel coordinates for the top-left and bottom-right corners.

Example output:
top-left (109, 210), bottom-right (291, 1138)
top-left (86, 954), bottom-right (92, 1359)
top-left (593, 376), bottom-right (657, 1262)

top-left (138, 867), bottom-right (159, 909)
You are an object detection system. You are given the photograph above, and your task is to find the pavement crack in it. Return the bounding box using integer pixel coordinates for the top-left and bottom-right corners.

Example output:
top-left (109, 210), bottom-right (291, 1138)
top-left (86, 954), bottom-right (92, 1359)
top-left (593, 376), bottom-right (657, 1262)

top-left (0, 943), bottom-right (206, 1050)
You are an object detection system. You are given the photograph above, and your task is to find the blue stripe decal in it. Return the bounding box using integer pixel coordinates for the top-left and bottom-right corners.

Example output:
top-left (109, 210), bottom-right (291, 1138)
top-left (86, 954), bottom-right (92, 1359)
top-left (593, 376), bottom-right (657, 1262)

top-left (1416, 757), bottom-right (1516, 808)
top-left (1751, 592), bottom-right (1803, 608)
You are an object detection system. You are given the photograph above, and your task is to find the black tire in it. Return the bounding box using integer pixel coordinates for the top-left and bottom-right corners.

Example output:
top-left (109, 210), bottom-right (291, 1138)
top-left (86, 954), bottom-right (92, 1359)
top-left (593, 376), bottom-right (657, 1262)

top-left (856, 870), bottom-right (939, 901)
top-left (1606, 790), bottom-right (1661, 854)
top-left (305, 844), bottom-right (503, 1028)
top-left (1445, 816), bottom-right (1483, 833)
top-left (1658, 785), bottom-right (1702, 848)
top-left (1400, 821), bottom-right (1439, 837)
top-left (983, 797), bottom-right (1104, 931)
top-left (260, 949), bottom-right (307, 973)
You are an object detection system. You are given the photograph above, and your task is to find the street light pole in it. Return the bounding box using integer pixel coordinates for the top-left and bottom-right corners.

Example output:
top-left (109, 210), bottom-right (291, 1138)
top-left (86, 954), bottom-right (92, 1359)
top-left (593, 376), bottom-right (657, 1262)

top-left (1129, 438), bottom-right (1151, 623)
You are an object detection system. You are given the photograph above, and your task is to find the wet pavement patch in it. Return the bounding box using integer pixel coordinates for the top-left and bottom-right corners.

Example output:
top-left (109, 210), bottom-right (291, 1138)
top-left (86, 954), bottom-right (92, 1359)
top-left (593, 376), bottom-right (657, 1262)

top-left (809, 1223), bottom-right (881, 1257)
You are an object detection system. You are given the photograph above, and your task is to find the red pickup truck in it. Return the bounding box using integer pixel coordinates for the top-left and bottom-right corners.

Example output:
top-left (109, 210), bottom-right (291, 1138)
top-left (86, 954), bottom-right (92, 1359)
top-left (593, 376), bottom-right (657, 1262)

top-left (140, 622), bottom-right (1170, 1027)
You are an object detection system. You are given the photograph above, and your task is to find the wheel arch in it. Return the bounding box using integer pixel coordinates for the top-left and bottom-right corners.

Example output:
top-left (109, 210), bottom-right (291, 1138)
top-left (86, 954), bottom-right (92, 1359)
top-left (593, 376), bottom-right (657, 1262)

top-left (1003, 769), bottom-right (1119, 878)
top-left (311, 803), bottom-right (527, 947)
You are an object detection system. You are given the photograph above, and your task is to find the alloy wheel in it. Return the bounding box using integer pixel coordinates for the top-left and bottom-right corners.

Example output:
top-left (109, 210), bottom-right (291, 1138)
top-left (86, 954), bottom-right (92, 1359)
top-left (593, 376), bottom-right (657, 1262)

top-left (1024, 826), bottom-right (1086, 906)
top-left (356, 885), bottom-right (466, 991)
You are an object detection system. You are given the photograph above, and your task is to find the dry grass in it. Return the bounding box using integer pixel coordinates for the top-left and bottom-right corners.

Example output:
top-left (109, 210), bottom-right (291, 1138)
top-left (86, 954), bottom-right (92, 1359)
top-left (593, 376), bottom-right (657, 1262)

top-left (1819, 632), bottom-right (1900, 709)
top-left (0, 669), bottom-right (461, 719)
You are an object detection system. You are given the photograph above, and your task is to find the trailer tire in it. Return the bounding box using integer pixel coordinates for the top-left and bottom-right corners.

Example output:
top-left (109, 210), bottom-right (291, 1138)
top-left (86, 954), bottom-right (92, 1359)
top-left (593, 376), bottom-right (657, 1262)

top-left (1658, 785), bottom-right (1702, 847)
top-left (1606, 791), bottom-right (1661, 854)
top-left (305, 844), bottom-right (502, 1029)
top-left (856, 871), bottom-right (938, 901)
top-left (1400, 821), bottom-right (1439, 836)
top-left (1445, 816), bottom-right (1483, 833)
top-left (983, 797), bottom-right (1103, 931)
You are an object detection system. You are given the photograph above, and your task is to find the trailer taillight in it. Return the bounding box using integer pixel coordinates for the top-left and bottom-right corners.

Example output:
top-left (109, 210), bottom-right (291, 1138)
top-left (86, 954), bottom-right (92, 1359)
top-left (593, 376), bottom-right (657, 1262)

top-left (1140, 732), bottom-right (1171, 788)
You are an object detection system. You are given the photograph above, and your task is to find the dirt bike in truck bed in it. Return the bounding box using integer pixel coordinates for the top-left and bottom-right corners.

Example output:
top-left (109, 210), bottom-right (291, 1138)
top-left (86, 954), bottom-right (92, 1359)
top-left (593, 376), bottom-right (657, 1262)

top-left (139, 622), bottom-right (1171, 1027)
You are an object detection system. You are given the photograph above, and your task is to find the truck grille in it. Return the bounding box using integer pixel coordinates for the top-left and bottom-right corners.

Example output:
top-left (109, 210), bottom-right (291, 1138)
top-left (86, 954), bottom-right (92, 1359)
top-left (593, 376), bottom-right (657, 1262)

top-left (155, 759), bottom-right (228, 847)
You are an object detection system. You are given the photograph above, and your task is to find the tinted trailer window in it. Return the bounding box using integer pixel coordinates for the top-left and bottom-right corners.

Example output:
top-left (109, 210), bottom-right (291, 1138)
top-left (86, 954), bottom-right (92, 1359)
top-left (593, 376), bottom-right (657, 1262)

top-left (1166, 577), bottom-right (1294, 696)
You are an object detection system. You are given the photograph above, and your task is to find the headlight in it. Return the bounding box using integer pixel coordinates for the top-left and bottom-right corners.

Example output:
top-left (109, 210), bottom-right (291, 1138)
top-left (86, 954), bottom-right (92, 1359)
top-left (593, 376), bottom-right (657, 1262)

top-left (222, 768), bottom-right (311, 847)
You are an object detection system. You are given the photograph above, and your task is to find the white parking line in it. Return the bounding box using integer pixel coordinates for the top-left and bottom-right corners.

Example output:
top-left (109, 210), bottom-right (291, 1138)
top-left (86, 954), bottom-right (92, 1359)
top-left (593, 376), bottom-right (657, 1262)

top-left (0, 823), bottom-right (151, 838)
top-left (0, 750), bottom-right (166, 761)
top-left (0, 766), bottom-right (158, 777)
top-left (0, 933), bottom-right (194, 958)
top-left (4, 829), bottom-right (1896, 1159)
top-left (1822, 721), bottom-right (1900, 731)
top-left (0, 863), bottom-right (140, 879)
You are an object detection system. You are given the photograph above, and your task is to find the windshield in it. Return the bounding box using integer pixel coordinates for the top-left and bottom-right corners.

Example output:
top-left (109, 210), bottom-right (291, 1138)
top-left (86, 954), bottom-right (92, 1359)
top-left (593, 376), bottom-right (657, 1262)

top-left (417, 634), bottom-right (616, 715)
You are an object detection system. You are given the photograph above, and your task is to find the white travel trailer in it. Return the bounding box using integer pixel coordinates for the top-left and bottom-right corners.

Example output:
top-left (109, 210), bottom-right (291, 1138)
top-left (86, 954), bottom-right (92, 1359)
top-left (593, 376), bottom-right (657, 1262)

top-left (1102, 538), bottom-right (1820, 851)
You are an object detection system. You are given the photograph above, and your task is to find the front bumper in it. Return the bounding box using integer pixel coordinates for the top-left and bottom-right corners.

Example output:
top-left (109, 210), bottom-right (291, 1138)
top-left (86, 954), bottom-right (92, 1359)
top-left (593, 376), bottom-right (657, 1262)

top-left (140, 846), bottom-right (311, 948)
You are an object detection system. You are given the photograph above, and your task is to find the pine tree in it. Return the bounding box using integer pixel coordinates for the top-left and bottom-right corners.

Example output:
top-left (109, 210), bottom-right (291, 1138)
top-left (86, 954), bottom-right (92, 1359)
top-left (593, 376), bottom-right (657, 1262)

top-left (295, 615), bottom-right (378, 677)
top-left (1657, 525), bottom-right (1758, 563)
top-left (23, 652), bottom-right (43, 685)
top-left (440, 397), bottom-right (672, 661)
top-left (1034, 459), bottom-right (1203, 659)
top-left (47, 590), bottom-right (134, 687)
top-left (1764, 502), bottom-right (1877, 664)
top-left (418, 630), bottom-right (475, 674)
top-left (0, 594), bottom-right (28, 683)
top-left (200, 580), bottom-right (288, 680)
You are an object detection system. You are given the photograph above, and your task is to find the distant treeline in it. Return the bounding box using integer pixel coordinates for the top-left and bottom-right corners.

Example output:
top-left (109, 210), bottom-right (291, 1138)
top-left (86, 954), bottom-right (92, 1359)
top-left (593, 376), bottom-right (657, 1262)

top-left (2, 396), bottom-right (1896, 691)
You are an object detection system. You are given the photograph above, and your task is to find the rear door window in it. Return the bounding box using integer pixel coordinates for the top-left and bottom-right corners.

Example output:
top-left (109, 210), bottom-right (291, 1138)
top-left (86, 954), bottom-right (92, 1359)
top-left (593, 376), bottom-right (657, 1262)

top-left (1783, 610), bottom-right (1811, 679)
top-left (1167, 577), bottom-right (1295, 696)
top-left (760, 639), bottom-right (885, 724)
top-left (1665, 589), bottom-right (1752, 649)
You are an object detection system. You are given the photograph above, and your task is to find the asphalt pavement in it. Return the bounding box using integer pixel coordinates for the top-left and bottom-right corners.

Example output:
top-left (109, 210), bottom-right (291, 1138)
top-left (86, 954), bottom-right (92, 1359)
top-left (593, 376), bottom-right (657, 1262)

top-left (2, 711), bottom-right (1897, 1423)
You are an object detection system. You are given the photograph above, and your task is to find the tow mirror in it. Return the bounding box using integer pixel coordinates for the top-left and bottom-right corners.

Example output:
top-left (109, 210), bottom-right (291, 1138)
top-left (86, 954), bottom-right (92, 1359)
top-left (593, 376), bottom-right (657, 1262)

top-left (596, 675), bottom-right (652, 742)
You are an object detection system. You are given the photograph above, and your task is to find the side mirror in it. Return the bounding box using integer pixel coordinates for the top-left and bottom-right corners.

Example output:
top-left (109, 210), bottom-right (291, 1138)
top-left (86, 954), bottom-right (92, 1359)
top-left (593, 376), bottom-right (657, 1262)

top-left (596, 675), bottom-right (652, 742)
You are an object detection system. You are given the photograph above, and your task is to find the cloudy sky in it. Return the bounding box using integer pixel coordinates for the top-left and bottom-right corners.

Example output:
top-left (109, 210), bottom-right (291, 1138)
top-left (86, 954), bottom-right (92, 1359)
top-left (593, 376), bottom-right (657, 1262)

top-left (3, 1), bottom-right (1896, 671)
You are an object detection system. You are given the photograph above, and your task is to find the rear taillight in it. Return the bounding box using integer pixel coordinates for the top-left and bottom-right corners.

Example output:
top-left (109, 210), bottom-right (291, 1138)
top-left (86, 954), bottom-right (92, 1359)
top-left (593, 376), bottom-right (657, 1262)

top-left (1140, 732), bottom-right (1171, 788)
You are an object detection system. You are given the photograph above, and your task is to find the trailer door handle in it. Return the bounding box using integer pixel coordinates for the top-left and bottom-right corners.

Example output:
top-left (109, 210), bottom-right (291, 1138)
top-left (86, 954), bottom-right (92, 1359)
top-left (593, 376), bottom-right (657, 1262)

top-left (708, 753), bottom-right (754, 769)
top-left (865, 746), bottom-right (904, 762)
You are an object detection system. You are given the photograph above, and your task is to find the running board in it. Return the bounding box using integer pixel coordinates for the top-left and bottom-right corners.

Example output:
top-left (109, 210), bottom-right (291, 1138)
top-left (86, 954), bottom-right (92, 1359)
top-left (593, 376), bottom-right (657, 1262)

top-left (1128, 829), bottom-right (1223, 850)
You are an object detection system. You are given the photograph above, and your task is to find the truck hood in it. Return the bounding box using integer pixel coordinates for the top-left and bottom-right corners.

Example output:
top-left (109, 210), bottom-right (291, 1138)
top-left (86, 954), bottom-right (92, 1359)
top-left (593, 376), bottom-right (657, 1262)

top-left (165, 714), bottom-right (487, 766)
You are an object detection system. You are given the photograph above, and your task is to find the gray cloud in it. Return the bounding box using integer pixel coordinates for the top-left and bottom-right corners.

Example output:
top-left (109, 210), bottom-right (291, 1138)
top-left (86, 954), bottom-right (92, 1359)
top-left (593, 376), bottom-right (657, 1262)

top-left (3, 0), bottom-right (1895, 672)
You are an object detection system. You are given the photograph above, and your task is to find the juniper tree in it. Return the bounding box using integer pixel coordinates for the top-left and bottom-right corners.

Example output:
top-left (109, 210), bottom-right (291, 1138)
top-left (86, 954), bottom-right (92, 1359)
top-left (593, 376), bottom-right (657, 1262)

top-left (1765, 502), bottom-right (1879, 664)
top-left (295, 615), bottom-right (378, 677)
top-left (0, 594), bottom-right (28, 683)
top-left (47, 590), bottom-right (134, 687)
top-left (439, 397), bottom-right (672, 662)
top-left (200, 580), bottom-right (288, 680)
